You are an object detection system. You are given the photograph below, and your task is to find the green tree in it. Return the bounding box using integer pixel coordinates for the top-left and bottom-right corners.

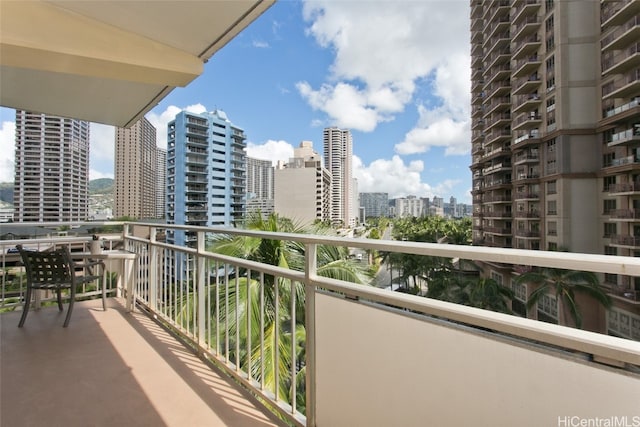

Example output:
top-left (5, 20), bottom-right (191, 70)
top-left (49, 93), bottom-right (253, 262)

top-left (207, 212), bottom-right (370, 411)
top-left (515, 268), bottom-right (612, 328)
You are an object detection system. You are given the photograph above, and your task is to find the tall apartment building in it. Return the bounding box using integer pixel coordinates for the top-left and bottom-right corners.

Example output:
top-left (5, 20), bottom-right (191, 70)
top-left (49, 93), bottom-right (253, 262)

top-left (323, 127), bottom-right (356, 227)
top-left (246, 156), bottom-right (274, 218)
top-left (360, 192), bottom-right (389, 219)
top-left (166, 110), bottom-right (246, 247)
top-left (274, 141), bottom-right (332, 225)
top-left (114, 117), bottom-right (163, 219)
top-left (156, 147), bottom-right (167, 219)
top-left (470, 0), bottom-right (640, 338)
top-left (13, 111), bottom-right (90, 222)
top-left (394, 196), bottom-right (424, 218)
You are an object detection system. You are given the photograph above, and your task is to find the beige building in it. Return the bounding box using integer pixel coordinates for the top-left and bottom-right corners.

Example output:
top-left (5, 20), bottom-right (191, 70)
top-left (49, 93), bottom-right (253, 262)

top-left (324, 127), bottom-right (356, 227)
top-left (246, 156), bottom-right (274, 218)
top-left (274, 141), bottom-right (332, 226)
top-left (114, 117), bottom-right (162, 219)
top-left (470, 0), bottom-right (640, 338)
top-left (13, 111), bottom-right (90, 222)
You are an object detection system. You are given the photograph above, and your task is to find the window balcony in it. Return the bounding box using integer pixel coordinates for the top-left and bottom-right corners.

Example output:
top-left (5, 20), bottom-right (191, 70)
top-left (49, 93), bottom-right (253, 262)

top-left (603, 68), bottom-right (640, 99)
top-left (607, 126), bottom-right (640, 147)
top-left (610, 234), bottom-right (640, 248)
top-left (1, 223), bottom-right (639, 426)
top-left (601, 0), bottom-right (640, 29)
top-left (601, 16), bottom-right (640, 52)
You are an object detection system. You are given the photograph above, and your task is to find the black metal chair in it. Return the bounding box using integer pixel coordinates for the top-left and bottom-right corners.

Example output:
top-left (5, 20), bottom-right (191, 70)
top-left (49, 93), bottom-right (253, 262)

top-left (16, 245), bottom-right (105, 327)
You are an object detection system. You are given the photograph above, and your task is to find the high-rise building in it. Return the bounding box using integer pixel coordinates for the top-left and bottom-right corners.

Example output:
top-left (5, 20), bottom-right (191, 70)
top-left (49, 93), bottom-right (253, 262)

top-left (470, 0), bottom-right (640, 337)
top-left (114, 117), bottom-right (162, 219)
top-left (156, 148), bottom-right (167, 219)
top-left (394, 196), bottom-right (424, 218)
top-left (274, 141), bottom-right (331, 225)
top-left (246, 156), bottom-right (274, 218)
top-left (13, 111), bottom-right (90, 222)
top-left (323, 127), bottom-right (356, 227)
top-left (360, 192), bottom-right (389, 219)
top-left (166, 110), bottom-right (246, 247)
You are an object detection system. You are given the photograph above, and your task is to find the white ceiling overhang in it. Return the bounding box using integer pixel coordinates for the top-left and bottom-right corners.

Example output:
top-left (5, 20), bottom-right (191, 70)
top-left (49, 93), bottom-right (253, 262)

top-left (0, 0), bottom-right (274, 127)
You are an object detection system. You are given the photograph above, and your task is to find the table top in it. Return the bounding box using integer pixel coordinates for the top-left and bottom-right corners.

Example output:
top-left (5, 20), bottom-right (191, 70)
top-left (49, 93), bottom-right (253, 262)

top-left (73, 250), bottom-right (137, 260)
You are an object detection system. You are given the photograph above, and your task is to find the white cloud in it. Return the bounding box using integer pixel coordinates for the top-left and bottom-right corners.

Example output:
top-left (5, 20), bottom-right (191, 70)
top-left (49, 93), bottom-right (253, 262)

top-left (253, 40), bottom-right (270, 48)
top-left (246, 140), bottom-right (294, 165)
top-left (395, 53), bottom-right (471, 156)
top-left (89, 123), bottom-right (115, 180)
top-left (395, 104), bottom-right (470, 156)
top-left (353, 154), bottom-right (459, 200)
top-left (146, 103), bottom-right (207, 150)
top-left (298, 0), bottom-right (470, 142)
top-left (0, 121), bottom-right (16, 182)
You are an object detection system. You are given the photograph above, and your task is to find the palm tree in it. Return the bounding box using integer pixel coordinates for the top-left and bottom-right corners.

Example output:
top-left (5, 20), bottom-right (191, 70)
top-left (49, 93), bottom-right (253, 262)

top-left (515, 268), bottom-right (612, 329)
top-left (206, 212), bottom-right (370, 411)
top-left (465, 277), bottom-right (514, 314)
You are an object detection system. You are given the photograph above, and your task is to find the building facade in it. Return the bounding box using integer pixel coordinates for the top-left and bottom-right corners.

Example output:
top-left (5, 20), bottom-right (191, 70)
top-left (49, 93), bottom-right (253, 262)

top-left (274, 141), bottom-right (331, 225)
top-left (360, 192), bottom-right (389, 219)
top-left (156, 147), bottom-right (167, 219)
top-left (114, 117), bottom-right (163, 219)
top-left (323, 127), bottom-right (356, 227)
top-left (246, 156), bottom-right (274, 218)
top-left (13, 111), bottom-right (90, 222)
top-left (470, 0), bottom-right (640, 338)
top-left (166, 110), bottom-right (246, 247)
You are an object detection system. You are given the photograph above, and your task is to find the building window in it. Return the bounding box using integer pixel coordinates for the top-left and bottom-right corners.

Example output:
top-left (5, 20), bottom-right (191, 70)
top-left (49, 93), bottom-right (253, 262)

top-left (603, 199), bottom-right (616, 214)
top-left (603, 152), bottom-right (615, 167)
top-left (490, 271), bottom-right (503, 285)
top-left (548, 242), bottom-right (558, 251)
top-left (603, 176), bottom-right (616, 192)
top-left (604, 223), bottom-right (616, 238)
top-left (537, 293), bottom-right (558, 324)
top-left (548, 221), bottom-right (557, 236)
top-left (547, 200), bottom-right (557, 215)
top-left (547, 180), bottom-right (557, 194)
top-left (546, 55), bottom-right (555, 72)
top-left (546, 75), bottom-right (555, 91)
top-left (604, 245), bottom-right (617, 256)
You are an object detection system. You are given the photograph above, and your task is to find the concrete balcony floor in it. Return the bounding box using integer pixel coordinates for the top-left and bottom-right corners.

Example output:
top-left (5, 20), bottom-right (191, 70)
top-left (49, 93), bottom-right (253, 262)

top-left (1, 298), bottom-right (286, 427)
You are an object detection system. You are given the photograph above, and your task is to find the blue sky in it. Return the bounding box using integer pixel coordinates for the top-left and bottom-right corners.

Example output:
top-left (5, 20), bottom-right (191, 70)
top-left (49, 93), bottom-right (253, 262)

top-left (0, 0), bottom-right (472, 202)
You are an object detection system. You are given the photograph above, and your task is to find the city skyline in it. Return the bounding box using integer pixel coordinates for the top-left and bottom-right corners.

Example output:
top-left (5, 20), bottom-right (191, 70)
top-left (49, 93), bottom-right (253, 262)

top-left (0, 0), bottom-right (472, 203)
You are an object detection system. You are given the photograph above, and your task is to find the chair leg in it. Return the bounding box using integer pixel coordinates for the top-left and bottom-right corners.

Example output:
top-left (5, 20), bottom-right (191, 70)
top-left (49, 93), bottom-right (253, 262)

top-left (56, 288), bottom-right (63, 311)
top-left (18, 287), bottom-right (32, 327)
top-left (63, 290), bottom-right (75, 328)
top-left (102, 272), bottom-right (107, 311)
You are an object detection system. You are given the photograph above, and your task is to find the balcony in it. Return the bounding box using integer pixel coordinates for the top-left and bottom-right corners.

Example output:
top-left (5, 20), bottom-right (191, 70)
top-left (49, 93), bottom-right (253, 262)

top-left (607, 126), bottom-right (640, 147)
top-left (601, 0), bottom-right (640, 28)
top-left (603, 68), bottom-right (640, 99)
top-left (608, 209), bottom-right (640, 220)
top-left (602, 43), bottom-right (640, 77)
top-left (610, 234), bottom-right (640, 248)
top-left (1, 223), bottom-right (639, 426)
top-left (608, 181), bottom-right (640, 195)
top-left (0, 299), bottom-right (284, 427)
top-left (601, 15), bottom-right (640, 52)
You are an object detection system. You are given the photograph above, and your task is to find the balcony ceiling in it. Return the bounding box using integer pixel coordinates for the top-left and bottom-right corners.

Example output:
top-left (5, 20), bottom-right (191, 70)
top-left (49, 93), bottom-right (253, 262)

top-left (0, 0), bottom-right (274, 128)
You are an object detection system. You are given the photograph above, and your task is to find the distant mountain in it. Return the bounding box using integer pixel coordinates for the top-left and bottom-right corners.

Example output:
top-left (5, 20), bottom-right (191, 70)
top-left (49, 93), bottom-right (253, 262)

top-left (90, 178), bottom-right (114, 194)
top-left (0, 182), bottom-right (13, 204)
top-left (0, 180), bottom-right (112, 205)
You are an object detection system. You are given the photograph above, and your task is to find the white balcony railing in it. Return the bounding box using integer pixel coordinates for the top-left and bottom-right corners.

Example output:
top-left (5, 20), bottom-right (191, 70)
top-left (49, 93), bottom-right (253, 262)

top-left (1, 221), bottom-right (639, 426)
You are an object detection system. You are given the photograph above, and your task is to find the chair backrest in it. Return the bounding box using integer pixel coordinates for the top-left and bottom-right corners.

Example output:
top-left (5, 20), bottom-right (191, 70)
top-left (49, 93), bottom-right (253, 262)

top-left (17, 245), bottom-right (73, 285)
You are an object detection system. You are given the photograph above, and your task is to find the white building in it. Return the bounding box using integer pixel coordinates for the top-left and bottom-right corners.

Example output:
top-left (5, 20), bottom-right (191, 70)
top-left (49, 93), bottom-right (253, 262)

top-left (323, 127), bottom-right (356, 227)
top-left (274, 141), bottom-right (331, 226)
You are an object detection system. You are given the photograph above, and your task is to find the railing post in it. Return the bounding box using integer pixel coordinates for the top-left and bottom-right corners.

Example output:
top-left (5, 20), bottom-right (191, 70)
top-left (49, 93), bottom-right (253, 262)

top-left (197, 231), bottom-right (206, 346)
top-left (304, 243), bottom-right (317, 426)
top-left (149, 227), bottom-right (158, 312)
